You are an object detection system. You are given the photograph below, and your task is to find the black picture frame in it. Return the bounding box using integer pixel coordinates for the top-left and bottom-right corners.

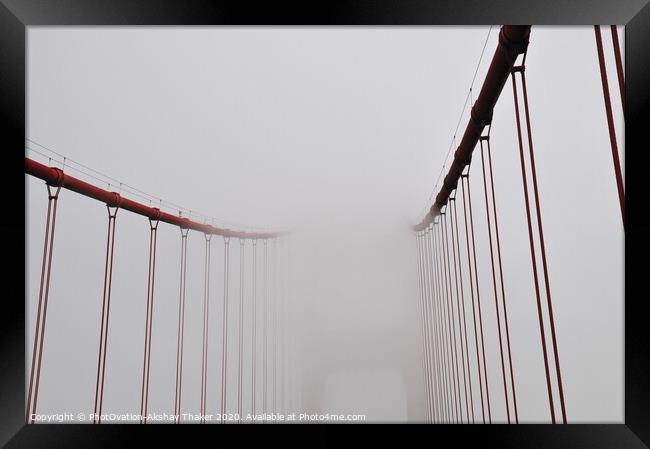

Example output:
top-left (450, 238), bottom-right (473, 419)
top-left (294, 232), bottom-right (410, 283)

top-left (1, 1), bottom-right (648, 447)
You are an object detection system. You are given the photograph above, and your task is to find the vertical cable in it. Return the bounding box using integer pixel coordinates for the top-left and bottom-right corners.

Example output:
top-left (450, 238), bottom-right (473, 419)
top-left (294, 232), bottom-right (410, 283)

top-left (436, 220), bottom-right (457, 423)
top-left (419, 230), bottom-right (432, 421)
top-left (251, 239), bottom-right (258, 420)
top-left (93, 205), bottom-right (119, 424)
top-left (262, 239), bottom-right (268, 420)
top-left (415, 233), bottom-right (432, 422)
top-left (479, 137), bottom-right (512, 423)
top-left (609, 25), bottom-right (625, 118)
top-left (441, 212), bottom-right (463, 422)
top-left (220, 237), bottom-right (230, 423)
top-left (427, 229), bottom-right (442, 422)
top-left (451, 198), bottom-right (475, 423)
top-left (517, 66), bottom-right (567, 423)
top-left (433, 222), bottom-right (453, 423)
top-left (27, 184), bottom-right (61, 424)
top-left (422, 229), bottom-right (437, 422)
top-left (237, 239), bottom-right (245, 423)
top-left (594, 25), bottom-right (625, 225)
top-left (484, 136), bottom-right (518, 422)
top-left (200, 233), bottom-right (212, 423)
top-left (449, 198), bottom-right (471, 422)
top-left (173, 227), bottom-right (189, 424)
top-left (460, 173), bottom-right (486, 424)
top-left (512, 70), bottom-right (556, 423)
top-left (140, 217), bottom-right (159, 424)
top-left (430, 225), bottom-right (450, 423)
top-left (464, 171), bottom-right (492, 422)
top-left (273, 239), bottom-right (278, 414)
top-left (279, 239), bottom-right (284, 415)
top-left (428, 227), bottom-right (446, 423)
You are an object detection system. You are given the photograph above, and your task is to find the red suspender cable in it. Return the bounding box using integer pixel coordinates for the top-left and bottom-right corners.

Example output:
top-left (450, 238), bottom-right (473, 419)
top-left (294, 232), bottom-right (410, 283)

top-left (432, 224), bottom-right (451, 423)
top-left (427, 230), bottom-right (441, 422)
top-left (220, 237), bottom-right (230, 423)
top-left (437, 218), bottom-right (459, 423)
top-left (442, 212), bottom-right (463, 422)
top-left (481, 135), bottom-right (518, 423)
top-left (429, 226), bottom-right (447, 423)
top-left (594, 25), bottom-right (625, 226)
top-left (460, 172), bottom-right (486, 424)
top-left (415, 234), bottom-right (431, 421)
top-left (200, 233), bottom-right (212, 423)
top-left (452, 197), bottom-right (475, 424)
top-left (251, 239), bottom-right (258, 419)
top-left (512, 63), bottom-right (567, 424)
top-left (140, 215), bottom-right (160, 424)
top-left (487, 136), bottom-right (518, 422)
top-left (173, 226), bottom-right (189, 423)
top-left (479, 136), bottom-right (512, 424)
top-left (281, 240), bottom-right (289, 415)
top-left (423, 228), bottom-right (439, 422)
top-left (425, 230), bottom-right (439, 422)
top-left (237, 239), bottom-right (245, 423)
top-left (27, 183), bottom-right (61, 424)
top-left (464, 168), bottom-right (492, 423)
top-left (414, 235), bottom-right (427, 421)
top-left (428, 228), bottom-right (444, 422)
top-left (512, 68), bottom-right (554, 423)
top-left (277, 239), bottom-right (286, 413)
top-left (93, 204), bottom-right (119, 424)
top-left (421, 229), bottom-right (433, 421)
top-left (262, 239), bottom-right (268, 420)
top-left (449, 198), bottom-right (471, 423)
top-left (609, 25), bottom-right (625, 119)
top-left (273, 239), bottom-right (278, 414)
top-left (434, 222), bottom-right (453, 423)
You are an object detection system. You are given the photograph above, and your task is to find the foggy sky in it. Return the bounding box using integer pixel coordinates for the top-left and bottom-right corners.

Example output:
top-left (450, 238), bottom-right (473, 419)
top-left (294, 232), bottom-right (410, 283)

top-left (26, 26), bottom-right (623, 423)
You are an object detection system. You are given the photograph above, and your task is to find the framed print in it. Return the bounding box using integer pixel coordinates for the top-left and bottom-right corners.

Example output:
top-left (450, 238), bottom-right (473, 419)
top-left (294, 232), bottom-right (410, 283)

top-left (1, 1), bottom-right (649, 447)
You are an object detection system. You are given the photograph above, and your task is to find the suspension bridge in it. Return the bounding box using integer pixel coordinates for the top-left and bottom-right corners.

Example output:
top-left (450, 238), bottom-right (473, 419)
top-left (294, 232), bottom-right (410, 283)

top-left (24, 25), bottom-right (624, 424)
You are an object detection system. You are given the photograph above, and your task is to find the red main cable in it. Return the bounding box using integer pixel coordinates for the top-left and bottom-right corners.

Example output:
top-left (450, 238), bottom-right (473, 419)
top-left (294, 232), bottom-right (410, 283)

top-left (25, 157), bottom-right (279, 240)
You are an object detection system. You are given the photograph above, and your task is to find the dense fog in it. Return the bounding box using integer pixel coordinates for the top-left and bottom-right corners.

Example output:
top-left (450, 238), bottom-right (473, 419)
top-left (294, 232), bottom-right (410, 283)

top-left (26, 26), bottom-right (623, 423)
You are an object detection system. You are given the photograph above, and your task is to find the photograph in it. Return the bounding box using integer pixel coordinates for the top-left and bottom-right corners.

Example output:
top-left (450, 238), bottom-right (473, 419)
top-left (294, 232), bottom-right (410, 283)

top-left (1, 1), bottom-right (648, 447)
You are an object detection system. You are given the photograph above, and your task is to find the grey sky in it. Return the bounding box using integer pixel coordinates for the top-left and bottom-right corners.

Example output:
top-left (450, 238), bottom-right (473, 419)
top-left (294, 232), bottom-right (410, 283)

top-left (26, 26), bottom-right (623, 423)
